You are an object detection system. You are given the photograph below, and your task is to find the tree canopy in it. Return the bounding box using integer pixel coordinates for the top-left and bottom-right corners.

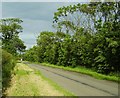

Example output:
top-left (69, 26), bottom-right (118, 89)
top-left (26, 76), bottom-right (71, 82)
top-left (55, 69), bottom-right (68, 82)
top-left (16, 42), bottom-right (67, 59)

top-left (23, 2), bottom-right (120, 74)
top-left (0, 18), bottom-right (26, 56)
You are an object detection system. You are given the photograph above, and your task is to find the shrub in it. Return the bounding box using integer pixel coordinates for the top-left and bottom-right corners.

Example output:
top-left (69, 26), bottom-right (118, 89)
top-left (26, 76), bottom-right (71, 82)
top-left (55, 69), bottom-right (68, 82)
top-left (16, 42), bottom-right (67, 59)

top-left (2, 49), bottom-right (16, 91)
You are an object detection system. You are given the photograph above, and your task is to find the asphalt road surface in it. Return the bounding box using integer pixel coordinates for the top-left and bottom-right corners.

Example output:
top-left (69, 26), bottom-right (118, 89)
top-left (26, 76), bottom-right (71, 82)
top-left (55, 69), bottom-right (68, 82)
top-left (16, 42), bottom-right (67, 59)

top-left (24, 62), bottom-right (118, 96)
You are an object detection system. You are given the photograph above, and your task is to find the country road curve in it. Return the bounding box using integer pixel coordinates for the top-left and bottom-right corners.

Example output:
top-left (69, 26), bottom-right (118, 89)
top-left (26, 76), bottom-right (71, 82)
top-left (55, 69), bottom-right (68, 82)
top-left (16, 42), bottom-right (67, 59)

top-left (24, 62), bottom-right (119, 96)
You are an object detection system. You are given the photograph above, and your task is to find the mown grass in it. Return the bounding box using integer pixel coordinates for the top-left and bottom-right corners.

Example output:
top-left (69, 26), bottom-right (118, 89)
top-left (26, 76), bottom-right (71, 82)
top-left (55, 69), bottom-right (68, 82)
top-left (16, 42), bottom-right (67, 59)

top-left (5, 63), bottom-right (39, 96)
top-left (34, 70), bottom-right (74, 96)
top-left (39, 63), bottom-right (119, 82)
top-left (6, 63), bottom-right (74, 96)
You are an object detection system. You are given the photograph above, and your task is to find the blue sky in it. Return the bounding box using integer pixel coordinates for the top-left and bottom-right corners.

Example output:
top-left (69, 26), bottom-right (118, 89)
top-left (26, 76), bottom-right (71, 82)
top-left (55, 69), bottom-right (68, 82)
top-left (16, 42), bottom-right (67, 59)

top-left (2, 2), bottom-right (87, 49)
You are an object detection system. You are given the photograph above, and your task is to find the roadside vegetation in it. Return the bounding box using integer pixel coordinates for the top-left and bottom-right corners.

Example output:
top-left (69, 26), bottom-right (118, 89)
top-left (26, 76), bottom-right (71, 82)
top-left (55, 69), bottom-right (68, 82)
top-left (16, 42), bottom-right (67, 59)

top-left (23, 2), bottom-right (120, 82)
top-left (28, 61), bottom-right (119, 82)
top-left (0, 1), bottom-right (120, 96)
top-left (4, 63), bottom-right (74, 96)
top-left (41, 63), bottom-right (119, 82)
top-left (2, 49), bottom-right (16, 94)
top-left (0, 18), bottom-right (26, 94)
top-left (0, 48), bottom-right (2, 90)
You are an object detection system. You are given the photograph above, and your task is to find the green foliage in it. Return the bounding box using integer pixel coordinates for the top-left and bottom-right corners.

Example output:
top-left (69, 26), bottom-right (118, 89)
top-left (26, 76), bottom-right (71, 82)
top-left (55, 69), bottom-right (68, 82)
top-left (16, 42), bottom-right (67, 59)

top-left (41, 62), bottom-right (119, 82)
top-left (0, 48), bottom-right (2, 89)
top-left (23, 46), bottom-right (39, 62)
top-left (0, 18), bottom-right (23, 40)
top-left (2, 49), bottom-right (16, 91)
top-left (24, 2), bottom-right (120, 75)
top-left (0, 18), bottom-right (26, 56)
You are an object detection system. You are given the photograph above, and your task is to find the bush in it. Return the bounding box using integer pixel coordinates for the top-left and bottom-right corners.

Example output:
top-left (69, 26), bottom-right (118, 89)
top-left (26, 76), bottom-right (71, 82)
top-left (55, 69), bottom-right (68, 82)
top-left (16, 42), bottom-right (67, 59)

top-left (2, 49), bottom-right (16, 91)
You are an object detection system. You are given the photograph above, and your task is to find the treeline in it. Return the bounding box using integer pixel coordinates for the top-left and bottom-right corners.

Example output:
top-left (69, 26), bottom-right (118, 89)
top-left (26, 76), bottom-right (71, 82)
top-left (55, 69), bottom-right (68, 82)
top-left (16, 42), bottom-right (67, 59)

top-left (23, 2), bottom-right (120, 75)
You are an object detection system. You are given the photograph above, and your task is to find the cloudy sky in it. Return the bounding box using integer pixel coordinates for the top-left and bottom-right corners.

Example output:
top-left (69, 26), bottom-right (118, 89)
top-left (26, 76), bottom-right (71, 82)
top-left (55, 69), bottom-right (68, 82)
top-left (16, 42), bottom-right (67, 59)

top-left (1, 1), bottom-right (88, 49)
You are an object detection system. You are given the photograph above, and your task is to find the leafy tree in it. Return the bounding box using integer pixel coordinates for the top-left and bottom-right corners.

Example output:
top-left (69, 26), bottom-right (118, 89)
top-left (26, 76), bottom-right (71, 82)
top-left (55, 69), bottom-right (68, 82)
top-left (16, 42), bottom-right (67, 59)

top-left (0, 18), bottom-right (23, 41)
top-left (53, 3), bottom-right (97, 34)
top-left (0, 18), bottom-right (26, 56)
top-left (37, 31), bottom-right (56, 63)
top-left (52, 2), bottom-right (120, 74)
top-left (25, 2), bottom-right (120, 75)
top-left (23, 46), bottom-right (39, 62)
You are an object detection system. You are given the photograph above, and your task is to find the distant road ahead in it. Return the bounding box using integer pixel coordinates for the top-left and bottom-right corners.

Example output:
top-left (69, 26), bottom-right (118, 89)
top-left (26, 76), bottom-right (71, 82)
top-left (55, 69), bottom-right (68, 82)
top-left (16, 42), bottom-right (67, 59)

top-left (25, 62), bottom-right (118, 96)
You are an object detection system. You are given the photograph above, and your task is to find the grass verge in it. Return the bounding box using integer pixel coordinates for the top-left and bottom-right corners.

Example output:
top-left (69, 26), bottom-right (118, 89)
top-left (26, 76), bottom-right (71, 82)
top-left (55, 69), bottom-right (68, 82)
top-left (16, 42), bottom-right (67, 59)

top-left (5, 63), bottom-right (74, 96)
top-left (38, 62), bottom-right (119, 82)
top-left (34, 70), bottom-right (74, 96)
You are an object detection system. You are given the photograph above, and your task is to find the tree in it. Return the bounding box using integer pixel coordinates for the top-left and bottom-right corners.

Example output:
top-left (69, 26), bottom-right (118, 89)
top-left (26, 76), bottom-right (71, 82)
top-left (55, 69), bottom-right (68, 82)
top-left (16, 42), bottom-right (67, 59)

top-left (0, 18), bottom-right (26, 56)
top-left (0, 18), bottom-right (23, 41)
top-left (23, 46), bottom-right (39, 62)
top-left (53, 3), bottom-right (97, 34)
top-left (37, 31), bottom-right (56, 63)
top-left (24, 2), bottom-right (120, 75)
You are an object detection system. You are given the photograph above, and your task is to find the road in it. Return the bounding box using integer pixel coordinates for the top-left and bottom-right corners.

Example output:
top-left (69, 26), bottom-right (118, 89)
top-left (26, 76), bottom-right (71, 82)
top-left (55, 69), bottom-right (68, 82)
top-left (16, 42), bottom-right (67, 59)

top-left (24, 62), bottom-right (118, 96)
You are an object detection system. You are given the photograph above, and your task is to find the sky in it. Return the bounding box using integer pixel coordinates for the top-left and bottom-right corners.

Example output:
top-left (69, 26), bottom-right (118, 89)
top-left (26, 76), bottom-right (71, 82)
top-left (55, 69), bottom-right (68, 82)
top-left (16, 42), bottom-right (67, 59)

top-left (1, 1), bottom-right (88, 49)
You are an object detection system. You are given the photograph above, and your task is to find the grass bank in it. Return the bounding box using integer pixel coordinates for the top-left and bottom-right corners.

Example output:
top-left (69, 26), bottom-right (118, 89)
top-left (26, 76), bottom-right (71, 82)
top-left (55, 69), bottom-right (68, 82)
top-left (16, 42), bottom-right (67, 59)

top-left (39, 63), bottom-right (119, 82)
top-left (5, 63), bottom-right (74, 96)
